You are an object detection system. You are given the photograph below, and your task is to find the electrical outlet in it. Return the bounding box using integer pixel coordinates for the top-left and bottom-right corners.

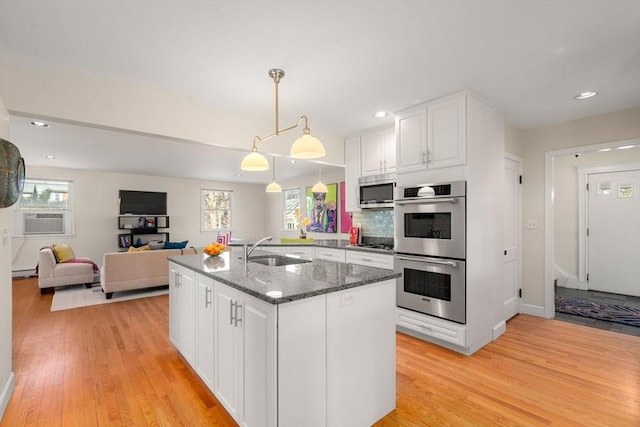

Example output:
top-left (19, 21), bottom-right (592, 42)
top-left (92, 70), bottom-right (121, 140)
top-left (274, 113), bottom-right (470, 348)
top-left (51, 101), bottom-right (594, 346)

top-left (341, 293), bottom-right (355, 306)
top-left (526, 219), bottom-right (538, 229)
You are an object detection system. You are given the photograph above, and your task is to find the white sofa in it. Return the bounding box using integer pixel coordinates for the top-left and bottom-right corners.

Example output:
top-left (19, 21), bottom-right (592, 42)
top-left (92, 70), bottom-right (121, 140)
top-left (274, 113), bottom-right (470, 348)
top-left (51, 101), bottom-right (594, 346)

top-left (100, 247), bottom-right (197, 299)
top-left (38, 247), bottom-right (97, 294)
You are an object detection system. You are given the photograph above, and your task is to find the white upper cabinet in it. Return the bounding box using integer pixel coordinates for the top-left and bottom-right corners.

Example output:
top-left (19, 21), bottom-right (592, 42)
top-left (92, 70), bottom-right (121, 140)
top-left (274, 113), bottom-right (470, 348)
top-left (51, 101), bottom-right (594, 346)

top-left (427, 93), bottom-right (466, 169)
top-left (396, 92), bottom-right (467, 174)
top-left (360, 126), bottom-right (396, 177)
top-left (344, 136), bottom-right (361, 212)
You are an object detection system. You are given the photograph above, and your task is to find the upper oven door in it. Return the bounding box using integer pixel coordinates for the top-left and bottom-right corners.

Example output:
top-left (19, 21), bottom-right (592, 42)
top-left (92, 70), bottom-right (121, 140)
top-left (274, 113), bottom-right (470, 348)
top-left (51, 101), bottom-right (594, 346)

top-left (394, 196), bottom-right (466, 259)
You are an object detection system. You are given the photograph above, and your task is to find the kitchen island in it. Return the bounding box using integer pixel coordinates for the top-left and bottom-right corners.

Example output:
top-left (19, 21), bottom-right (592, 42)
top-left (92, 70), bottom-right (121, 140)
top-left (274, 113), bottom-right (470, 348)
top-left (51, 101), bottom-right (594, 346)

top-left (168, 247), bottom-right (400, 427)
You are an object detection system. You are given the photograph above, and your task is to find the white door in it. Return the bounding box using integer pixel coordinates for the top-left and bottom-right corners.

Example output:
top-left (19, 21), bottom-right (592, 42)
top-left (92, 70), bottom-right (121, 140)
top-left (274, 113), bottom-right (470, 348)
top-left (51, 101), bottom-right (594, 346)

top-left (503, 156), bottom-right (522, 320)
top-left (588, 170), bottom-right (640, 296)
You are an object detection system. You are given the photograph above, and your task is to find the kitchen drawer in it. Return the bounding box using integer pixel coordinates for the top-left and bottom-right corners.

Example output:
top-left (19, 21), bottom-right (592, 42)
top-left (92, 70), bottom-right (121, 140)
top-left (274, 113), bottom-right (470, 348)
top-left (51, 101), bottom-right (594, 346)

top-left (346, 250), bottom-right (393, 270)
top-left (395, 308), bottom-right (466, 347)
top-left (314, 247), bottom-right (346, 263)
top-left (278, 246), bottom-right (313, 258)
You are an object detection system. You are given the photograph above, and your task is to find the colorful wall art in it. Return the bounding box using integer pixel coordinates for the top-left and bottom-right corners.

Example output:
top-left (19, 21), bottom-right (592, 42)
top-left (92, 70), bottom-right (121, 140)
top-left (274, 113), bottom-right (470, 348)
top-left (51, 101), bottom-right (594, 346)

top-left (340, 181), bottom-right (352, 233)
top-left (306, 183), bottom-right (338, 233)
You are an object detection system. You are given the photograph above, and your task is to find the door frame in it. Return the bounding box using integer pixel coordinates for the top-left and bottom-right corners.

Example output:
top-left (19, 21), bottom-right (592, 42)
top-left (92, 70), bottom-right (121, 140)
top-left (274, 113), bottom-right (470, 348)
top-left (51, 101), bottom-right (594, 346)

top-left (544, 138), bottom-right (640, 318)
top-left (577, 162), bottom-right (640, 286)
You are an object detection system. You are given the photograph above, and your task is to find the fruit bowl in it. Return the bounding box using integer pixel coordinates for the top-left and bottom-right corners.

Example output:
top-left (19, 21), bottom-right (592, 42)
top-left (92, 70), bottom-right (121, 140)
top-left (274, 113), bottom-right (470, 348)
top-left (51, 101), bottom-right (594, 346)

top-left (203, 242), bottom-right (226, 257)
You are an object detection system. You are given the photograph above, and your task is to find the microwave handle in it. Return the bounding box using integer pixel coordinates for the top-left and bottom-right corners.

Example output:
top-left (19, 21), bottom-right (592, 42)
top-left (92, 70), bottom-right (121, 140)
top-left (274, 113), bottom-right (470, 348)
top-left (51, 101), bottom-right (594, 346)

top-left (395, 254), bottom-right (458, 268)
top-left (395, 197), bottom-right (458, 205)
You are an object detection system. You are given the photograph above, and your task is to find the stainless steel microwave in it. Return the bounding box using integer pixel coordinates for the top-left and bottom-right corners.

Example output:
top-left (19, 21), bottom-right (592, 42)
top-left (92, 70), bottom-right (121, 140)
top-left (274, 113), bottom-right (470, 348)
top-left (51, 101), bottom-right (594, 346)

top-left (358, 173), bottom-right (395, 209)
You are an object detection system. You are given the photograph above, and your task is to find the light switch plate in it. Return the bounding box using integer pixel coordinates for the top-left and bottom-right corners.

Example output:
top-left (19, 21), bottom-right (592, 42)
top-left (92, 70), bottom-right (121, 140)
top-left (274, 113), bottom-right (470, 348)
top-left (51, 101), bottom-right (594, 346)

top-left (526, 219), bottom-right (538, 229)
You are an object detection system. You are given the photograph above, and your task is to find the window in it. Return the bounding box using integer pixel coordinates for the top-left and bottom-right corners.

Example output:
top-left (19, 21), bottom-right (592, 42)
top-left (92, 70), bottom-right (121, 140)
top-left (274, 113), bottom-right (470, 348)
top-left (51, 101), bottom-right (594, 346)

top-left (19, 179), bottom-right (70, 210)
top-left (201, 189), bottom-right (232, 232)
top-left (283, 187), bottom-right (301, 230)
top-left (15, 178), bottom-right (73, 236)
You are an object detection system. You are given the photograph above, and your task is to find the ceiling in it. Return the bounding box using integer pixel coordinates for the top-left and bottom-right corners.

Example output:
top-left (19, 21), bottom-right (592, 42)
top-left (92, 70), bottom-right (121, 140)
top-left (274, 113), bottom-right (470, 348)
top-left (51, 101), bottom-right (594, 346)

top-left (1, 1), bottom-right (639, 184)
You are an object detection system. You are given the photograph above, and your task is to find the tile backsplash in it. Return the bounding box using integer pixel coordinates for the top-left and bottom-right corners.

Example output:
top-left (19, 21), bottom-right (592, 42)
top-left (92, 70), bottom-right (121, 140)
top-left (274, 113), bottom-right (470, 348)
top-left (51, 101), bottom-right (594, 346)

top-left (351, 209), bottom-right (394, 238)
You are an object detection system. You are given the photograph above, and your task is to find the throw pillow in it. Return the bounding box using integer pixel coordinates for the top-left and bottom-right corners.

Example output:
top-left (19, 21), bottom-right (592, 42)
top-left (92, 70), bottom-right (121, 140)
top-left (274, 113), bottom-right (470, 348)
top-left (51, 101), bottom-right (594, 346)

top-left (52, 243), bottom-right (75, 262)
top-left (148, 241), bottom-right (165, 250)
top-left (164, 240), bottom-right (188, 249)
top-left (128, 244), bottom-right (149, 252)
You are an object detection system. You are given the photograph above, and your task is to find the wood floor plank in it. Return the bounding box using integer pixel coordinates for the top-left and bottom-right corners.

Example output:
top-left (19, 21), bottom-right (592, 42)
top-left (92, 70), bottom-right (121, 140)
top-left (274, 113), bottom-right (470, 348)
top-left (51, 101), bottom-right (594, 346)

top-left (2, 278), bottom-right (639, 426)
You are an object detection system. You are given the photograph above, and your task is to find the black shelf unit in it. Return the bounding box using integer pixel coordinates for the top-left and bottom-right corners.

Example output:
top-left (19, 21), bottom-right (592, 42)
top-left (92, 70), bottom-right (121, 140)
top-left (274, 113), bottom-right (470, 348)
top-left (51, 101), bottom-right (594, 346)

top-left (118, 215), bottom-right (170, 249)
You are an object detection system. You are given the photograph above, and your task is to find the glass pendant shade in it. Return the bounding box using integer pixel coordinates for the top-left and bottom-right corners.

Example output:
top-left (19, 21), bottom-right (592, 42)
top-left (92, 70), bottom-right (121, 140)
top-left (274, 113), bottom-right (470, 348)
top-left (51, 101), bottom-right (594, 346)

top-left (290, 134), bottom-right (326, 159)
top-left (241, 150), bottom-right (269, 171)
top-left (266, 181), bottom-right (282, 193)
top-left (312, 180), bottom-right (328, 194)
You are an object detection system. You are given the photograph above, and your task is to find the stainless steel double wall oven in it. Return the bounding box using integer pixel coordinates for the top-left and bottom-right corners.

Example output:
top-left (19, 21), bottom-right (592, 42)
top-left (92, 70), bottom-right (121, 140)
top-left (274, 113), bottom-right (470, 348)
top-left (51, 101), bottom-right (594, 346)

top-left (394, 181), bottom-right (467, 324)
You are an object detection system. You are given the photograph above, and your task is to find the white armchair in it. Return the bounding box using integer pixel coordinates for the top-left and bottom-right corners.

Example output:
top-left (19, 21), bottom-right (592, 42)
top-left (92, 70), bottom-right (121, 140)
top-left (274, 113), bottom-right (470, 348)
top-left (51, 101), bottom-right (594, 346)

top-left (37, 247), bottom-right (97, 294)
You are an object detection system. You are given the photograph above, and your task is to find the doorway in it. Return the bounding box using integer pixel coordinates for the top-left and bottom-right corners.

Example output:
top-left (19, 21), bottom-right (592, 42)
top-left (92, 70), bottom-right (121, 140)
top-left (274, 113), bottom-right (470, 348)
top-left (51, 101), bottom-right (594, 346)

top-left (547, 138), bottom-right (640, 334)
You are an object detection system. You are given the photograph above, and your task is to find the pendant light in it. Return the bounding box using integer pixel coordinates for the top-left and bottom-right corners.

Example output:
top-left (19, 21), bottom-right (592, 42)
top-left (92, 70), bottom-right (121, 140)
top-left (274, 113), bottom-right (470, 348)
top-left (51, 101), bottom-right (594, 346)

top-left (266, 156), bottom-right (282, 193)
top-left (240, 69), bottom-right (326, 171)
top-left (311, 165), bottom-right (328, 194)
top-left (241, 141), bottom-right (269, 171)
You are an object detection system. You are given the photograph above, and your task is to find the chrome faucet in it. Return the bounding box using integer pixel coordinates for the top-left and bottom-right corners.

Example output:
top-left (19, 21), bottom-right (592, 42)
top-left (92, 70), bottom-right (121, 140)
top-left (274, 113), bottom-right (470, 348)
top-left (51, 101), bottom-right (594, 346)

top-left (243, 236), bottom-right (273, 261)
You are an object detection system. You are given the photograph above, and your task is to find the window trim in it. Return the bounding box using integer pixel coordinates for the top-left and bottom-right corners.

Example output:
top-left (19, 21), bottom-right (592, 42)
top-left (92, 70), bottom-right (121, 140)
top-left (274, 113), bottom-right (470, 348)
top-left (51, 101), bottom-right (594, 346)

top-left (283, 187), bottom-right (302, 231)
top-left (200, 188), bottom-right (233, 233)
top-left (14, 177), bottom-right (75, 236)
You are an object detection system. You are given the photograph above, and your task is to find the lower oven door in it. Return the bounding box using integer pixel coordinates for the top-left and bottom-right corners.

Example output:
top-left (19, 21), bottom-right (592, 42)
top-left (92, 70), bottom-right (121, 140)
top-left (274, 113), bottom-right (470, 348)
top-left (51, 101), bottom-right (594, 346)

top-left (395, 254), bottom-right (466, 324)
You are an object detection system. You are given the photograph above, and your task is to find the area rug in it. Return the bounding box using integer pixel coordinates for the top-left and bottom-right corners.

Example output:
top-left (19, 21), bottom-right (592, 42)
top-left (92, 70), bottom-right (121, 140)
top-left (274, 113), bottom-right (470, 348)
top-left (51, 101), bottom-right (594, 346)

top-left (555, 296), bottom-right (640, 327)
top-left (51, 284), bottom-right (169, 312)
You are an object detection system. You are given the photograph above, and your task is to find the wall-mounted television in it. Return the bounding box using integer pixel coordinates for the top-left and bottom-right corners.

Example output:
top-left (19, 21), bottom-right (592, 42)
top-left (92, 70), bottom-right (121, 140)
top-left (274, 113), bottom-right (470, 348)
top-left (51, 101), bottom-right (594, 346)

top-left (119, 190), bottom-right (167, 215)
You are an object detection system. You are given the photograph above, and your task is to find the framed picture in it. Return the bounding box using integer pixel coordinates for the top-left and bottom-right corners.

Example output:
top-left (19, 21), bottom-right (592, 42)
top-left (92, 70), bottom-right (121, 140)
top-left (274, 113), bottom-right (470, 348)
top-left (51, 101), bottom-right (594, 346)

top-left (340, 181), bottom-right (352, 233)
top-left (306, 183), bottom-right (338, 233)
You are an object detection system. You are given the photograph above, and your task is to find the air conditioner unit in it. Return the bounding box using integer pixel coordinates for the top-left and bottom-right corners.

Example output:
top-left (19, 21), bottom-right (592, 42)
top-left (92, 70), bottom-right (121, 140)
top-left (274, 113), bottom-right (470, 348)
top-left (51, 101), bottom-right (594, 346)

top-left (23, 213), bottom-right (65, 235)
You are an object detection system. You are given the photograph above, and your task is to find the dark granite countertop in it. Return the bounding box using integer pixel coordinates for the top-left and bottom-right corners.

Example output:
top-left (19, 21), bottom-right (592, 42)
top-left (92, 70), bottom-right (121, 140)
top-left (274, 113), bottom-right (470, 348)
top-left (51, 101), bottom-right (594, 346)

top-left (228, 239), bottom-right (394, 255)
top-left (169, 247), bottom-right (400, 305)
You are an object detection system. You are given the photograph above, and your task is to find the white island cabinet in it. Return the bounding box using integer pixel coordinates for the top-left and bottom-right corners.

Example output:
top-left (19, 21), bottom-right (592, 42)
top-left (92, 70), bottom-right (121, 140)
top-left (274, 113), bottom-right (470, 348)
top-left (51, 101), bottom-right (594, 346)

top-left (169, 253), bottom-right (397, 427)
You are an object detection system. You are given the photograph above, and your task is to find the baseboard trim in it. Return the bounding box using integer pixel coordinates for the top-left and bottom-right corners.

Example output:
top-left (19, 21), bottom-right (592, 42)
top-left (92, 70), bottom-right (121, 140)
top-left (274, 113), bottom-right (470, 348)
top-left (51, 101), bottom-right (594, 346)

top-left (522, 303), bottom-right (547, 318)
top-left (12, 269), bottom-right (36, 278)
top-left (492, 321), bottom-right (506, 340)
top-left (0, 372), bottom-right (15, 420)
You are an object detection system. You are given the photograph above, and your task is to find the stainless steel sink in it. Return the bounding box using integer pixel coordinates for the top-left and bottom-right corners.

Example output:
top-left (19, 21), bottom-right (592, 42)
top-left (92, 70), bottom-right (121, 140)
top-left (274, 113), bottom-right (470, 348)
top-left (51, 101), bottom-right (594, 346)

top-left (248, 255), bottom-right (312, 267)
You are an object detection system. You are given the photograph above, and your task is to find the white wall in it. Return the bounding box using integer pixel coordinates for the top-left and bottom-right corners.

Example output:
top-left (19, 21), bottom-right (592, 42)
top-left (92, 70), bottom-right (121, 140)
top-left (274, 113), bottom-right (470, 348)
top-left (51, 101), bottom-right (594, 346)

top-left (264, 169), bottom-right (349, 241)
top-left (521, 107), bottom-right (640, 308)
top-left (0, 54), bottom-right (15, 418)
top-left (553, 148), bottom-right (640, 278)
top-left (12, 166), bottom-right (267, 271)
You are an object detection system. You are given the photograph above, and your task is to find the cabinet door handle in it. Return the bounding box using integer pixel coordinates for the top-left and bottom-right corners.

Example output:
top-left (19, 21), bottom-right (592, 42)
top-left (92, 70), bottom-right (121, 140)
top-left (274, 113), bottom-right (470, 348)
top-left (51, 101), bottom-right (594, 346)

top-left (427, 150), bottom-right (432, 163)
top-left (421, 151), bottom-right (426, 164)
top-left (229, 300), bottom-right (234, 325)
top-left (234, 302), bottom-right (242, 327)
top-left (205, 287), bottom-right (212, 308)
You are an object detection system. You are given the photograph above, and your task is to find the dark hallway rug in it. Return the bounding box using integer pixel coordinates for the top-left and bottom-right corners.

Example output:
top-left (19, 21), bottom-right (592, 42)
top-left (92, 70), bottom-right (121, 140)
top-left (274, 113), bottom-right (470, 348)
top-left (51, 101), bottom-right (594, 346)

top-left (555, 296), bottom-right (640, 327)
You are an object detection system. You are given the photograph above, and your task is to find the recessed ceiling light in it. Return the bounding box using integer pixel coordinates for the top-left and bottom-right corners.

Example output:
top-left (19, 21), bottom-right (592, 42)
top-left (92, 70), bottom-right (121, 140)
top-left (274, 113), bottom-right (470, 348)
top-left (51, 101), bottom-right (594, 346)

top-left (235, 173), bottom-right (242, 177)
top-left (44, 155), bottom-right (55, 159)
top-left (374, 111), bottom-right (389, 118)
top-left (289, 159), bottom-right (297, 164)
top-left (30, 121), bottom-right (50, 127)
top-left (597, 148), bottom-right (612, 152)
top-left (574, 91), bottom-right (598, 100)
top-left (616, 145), bottom-right (636, 150)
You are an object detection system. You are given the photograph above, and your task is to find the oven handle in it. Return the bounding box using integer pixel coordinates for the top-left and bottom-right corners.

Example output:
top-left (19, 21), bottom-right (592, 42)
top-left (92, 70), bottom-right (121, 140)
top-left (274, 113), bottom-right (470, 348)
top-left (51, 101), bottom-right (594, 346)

top-left (395, 255), bottom-right (458, 268)
top-left (394, 197), bottom-right (459, 205)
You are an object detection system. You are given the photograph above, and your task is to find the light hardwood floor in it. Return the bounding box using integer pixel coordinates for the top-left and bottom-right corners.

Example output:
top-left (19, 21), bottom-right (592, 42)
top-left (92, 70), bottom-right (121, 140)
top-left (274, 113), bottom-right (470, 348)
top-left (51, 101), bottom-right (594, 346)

top-left (2, 278), bottom-right (639, 426)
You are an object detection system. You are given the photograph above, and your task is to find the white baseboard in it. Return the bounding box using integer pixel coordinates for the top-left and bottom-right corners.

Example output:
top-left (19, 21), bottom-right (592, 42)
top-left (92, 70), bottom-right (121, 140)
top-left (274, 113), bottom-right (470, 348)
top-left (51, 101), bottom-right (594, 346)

top-left (0, 372), bottom-right (15, 420)
top-left (492, 321), bottom-right (506, 340)
top-left (522, 303), bottom-right (547, 318)
top-left (554, 264), bottom-right (589, 290)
